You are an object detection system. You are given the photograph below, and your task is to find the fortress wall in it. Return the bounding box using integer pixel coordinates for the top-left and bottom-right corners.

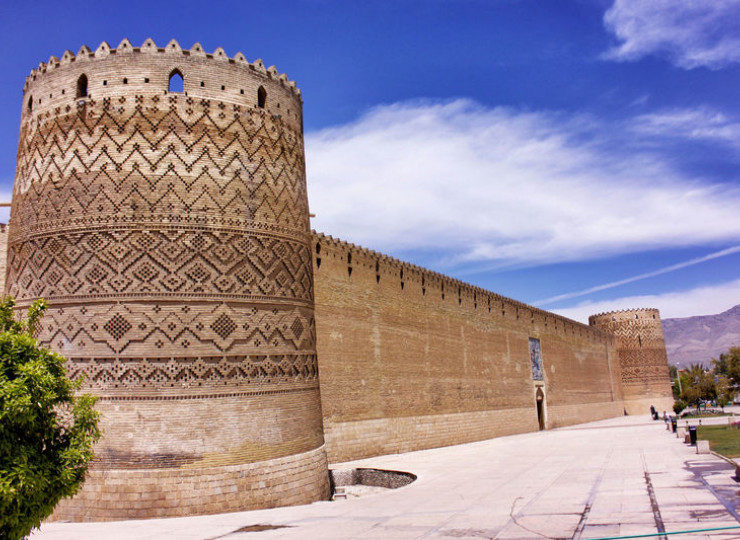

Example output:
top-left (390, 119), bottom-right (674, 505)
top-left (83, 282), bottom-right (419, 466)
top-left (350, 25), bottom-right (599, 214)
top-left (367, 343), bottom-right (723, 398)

top-left (312, 233), bottom-right (624, 463)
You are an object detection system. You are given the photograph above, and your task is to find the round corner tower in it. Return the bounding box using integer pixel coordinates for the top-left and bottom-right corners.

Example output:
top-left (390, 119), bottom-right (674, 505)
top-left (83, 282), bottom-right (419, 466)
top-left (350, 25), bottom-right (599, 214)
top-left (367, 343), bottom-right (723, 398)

top-left (8, 38), bottom-right (329, 520)
top-left (589, 308), bottom-right (673, 415)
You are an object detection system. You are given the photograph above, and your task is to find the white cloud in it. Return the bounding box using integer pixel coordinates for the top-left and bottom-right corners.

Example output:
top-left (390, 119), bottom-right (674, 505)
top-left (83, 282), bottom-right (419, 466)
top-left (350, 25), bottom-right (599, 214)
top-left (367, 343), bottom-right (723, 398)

top-left (552, 279), bottom-right (740, 323)
top-left (306, 99), bottom-right (740, 267)
top-left (0, 186), bottom-right (12, 224)
top-left (631, 107), bottom-right (740, 148)
top-left (602, 0), bottom-right (740, 69)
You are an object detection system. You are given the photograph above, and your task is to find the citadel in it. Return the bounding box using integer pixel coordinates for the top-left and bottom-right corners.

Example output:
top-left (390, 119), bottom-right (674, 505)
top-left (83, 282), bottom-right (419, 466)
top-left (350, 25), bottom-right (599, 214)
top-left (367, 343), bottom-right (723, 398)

top-left (5, 39), bottom-right (673, 521)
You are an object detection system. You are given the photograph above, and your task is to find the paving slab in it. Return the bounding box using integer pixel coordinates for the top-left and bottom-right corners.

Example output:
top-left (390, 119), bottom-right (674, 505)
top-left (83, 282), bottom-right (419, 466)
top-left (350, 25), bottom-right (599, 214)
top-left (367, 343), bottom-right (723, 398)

top-left (32, 415), bottom-right (740, 539)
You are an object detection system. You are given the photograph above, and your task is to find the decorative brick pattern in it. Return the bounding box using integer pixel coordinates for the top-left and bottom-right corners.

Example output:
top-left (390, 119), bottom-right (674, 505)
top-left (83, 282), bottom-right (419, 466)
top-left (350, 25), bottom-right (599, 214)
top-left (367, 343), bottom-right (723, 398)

top-left (8, 39), bottom-right (329, 521)
top-left (589, 309), bottom-right (674, 413)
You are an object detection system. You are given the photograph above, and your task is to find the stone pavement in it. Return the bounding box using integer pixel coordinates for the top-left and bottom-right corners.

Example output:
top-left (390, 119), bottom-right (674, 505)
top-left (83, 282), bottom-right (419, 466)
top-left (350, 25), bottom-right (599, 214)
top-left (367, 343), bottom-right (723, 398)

top-left (33, 415), bottom-right (740, 540)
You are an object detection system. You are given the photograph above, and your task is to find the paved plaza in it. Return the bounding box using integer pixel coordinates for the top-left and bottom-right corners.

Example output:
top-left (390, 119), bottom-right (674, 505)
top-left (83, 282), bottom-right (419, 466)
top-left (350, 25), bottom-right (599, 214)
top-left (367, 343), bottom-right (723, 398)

top-left (33, 415), bottom-right (740, 540)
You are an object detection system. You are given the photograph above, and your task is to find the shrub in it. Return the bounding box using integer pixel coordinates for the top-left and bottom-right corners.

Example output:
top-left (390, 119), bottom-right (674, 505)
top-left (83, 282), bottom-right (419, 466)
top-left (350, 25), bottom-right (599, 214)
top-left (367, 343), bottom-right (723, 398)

top-left (0, 297), bottom-right (100, 539)
top-left (673, 399), bottom-right (687, 415)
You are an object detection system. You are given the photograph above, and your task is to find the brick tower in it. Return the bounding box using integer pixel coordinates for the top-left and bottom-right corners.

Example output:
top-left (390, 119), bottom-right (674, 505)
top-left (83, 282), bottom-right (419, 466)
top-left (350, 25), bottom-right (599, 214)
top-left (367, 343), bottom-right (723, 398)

top-left (8, 38), bottom-right (329, 520)
top-left (589, 308), bottom-right (673, 415)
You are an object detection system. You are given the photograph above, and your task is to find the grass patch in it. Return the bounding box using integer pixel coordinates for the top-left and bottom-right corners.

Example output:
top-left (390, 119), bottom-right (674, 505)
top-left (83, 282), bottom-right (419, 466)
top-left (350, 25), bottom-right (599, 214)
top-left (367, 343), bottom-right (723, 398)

top-left (681, 409), bottom-right (732, 419)
top-left (697, 424), bottom-right (740, 458)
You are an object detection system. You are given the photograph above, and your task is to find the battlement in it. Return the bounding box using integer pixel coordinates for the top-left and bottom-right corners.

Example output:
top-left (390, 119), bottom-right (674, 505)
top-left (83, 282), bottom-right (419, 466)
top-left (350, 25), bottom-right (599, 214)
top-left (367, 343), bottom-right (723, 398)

top-left (20, 39), bottom-right (303, 133)
top-left (589, 308), bottom-right (661, 325)
top-left (25, 38), bottom-right (299, 95)
top-left (312, 231), bottom-right (611, 343)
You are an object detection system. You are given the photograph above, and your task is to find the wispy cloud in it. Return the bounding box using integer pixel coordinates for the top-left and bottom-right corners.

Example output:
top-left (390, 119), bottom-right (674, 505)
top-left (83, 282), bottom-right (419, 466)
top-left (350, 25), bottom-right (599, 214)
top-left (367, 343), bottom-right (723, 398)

top-left (631, 107), bottom-right (740, 148)
top-left (535, 246), bottom-right (740, 306)
top-left (552, 278), bottom-right (740, 323)
top-left (602, 0), bottom-right (740, 69)
top-left (306, 99), bottom-right (740, 267)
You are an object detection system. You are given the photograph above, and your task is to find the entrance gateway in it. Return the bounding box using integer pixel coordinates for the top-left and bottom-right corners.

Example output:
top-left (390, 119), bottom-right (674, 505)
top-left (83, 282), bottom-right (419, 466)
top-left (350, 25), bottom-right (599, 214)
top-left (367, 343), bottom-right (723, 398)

top-left (536, 387), bottom-right (546, 431)
top-left (529, 337), bottom-right (546, 430)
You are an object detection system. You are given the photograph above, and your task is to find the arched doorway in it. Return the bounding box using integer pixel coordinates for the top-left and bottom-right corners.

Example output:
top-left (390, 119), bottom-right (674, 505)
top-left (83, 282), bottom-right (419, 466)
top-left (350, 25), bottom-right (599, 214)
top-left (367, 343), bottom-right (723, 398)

top-left (535, 387), bottom-right (545, 430)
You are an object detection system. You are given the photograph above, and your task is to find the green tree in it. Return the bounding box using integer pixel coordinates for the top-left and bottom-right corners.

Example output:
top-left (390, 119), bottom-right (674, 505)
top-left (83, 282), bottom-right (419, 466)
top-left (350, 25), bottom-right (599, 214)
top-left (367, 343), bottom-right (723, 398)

top-left (679, 363), bottom-right (716, 410)
top-left (715, 373), bottom-right (732, 408)
top-left (669, 365), bottom-right (681, 399)
top-left (0, 297), bottom-right (100, 540)
top-left (713, 346), bottom-right (740, 387)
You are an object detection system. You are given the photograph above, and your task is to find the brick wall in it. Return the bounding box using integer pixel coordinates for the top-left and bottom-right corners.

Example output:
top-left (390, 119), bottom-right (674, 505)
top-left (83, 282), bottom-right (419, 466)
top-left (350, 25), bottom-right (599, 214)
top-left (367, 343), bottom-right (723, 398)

top-left (312, 233), bottom-right (625, 462)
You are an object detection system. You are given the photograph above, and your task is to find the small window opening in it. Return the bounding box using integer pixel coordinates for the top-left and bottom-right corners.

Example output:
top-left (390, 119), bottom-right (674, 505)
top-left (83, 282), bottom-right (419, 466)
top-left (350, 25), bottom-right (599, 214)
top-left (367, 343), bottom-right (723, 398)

top-left (76, 74), bottom-right (88, 98)
top-left (347, 253), bottom-right (352, 265)
top-left (27, 96), bottom-right (32, 113)
top-left (316, 257), bottom-right (321, 269)
top-left (258, 86), bottom-right (267, 108)
top-left (315, 243), bottom-right (321, 255)
top-left (62, 89), bottom-right (65, 95)
top-left (400, 269), bottom-right (404, 280)
top-left (169, 70), bottom-right (184, 93)
top-left (376, 275), bottom-right (380, 284)
top-left (200, 81), bottom-right (205, 87)
top-left (422, 287), bottom-right (426, 296)
top-left (103, 80), bottom-right (107, 86)
top-left (401, 281), bottom-right (405, 290)
top-left (221, 85), bottom-right (225, 90)
top-left (240, 89), bottom-right (244, 95)
top-left (123, 78), bottom-right (128, 84)
top-left (144, 78), bottom-right (150, 83)
top-left (348, 267), bottom-right (353, 277)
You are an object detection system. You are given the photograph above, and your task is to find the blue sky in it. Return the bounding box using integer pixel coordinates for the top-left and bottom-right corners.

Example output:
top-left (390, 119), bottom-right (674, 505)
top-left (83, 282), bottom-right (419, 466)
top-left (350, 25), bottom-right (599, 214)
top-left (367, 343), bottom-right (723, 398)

top-left (1, 0), bottom-right (740, 322)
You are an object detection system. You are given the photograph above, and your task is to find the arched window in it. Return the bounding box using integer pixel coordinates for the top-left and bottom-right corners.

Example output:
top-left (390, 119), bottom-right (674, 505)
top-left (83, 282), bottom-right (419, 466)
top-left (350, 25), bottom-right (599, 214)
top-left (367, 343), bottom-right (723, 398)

top-left (76, 74), bottom-right (88, 98)
top-left (257, 86), bottom-right (267, 108)
top-left (168, 70), bottom-right (184, 93)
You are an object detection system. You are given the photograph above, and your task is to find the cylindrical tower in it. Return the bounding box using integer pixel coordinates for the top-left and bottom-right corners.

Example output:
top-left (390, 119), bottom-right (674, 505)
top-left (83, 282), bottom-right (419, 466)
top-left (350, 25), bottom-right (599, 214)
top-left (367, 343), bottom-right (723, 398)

top-left (589, 308), bottom-right (673, 415)
top-left (8, 39), bottom-right (329, 521)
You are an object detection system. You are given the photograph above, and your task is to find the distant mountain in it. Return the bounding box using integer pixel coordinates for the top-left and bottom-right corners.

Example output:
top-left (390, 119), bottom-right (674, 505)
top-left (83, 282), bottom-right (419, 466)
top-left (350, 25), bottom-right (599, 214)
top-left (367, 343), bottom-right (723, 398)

top-left (662, 304), bottom-right (740, 368)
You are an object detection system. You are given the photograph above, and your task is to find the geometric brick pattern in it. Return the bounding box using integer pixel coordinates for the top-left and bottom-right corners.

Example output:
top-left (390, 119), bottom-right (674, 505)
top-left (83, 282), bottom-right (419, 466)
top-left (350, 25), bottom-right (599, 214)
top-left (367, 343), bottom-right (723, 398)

top-left (8, 39), bottom-right (329, 520)
top-left (7, 230), bottom-right (313, 301)
top-left (37, 302), bottom-right (315, 357)
top-left (589, 309), bottom-right (673, 401)
top-left (10, 94), bottom-right (315, 386)
top-left (65, 354), bottom-right (318, 393)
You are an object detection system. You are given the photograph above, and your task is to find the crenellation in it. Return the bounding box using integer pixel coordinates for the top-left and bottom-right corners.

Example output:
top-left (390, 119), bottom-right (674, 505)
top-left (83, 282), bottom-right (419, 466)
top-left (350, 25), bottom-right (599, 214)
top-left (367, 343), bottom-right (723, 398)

top-left (116, 38), bottom-right (133, 53)
top-left (312, 231), bottom-right (609, 343)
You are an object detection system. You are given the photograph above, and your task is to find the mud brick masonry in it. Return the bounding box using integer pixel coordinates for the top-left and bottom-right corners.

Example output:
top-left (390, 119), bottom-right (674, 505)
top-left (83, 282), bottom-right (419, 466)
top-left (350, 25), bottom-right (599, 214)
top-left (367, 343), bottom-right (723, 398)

top-left (3, 39), bottom-right (674, 521)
